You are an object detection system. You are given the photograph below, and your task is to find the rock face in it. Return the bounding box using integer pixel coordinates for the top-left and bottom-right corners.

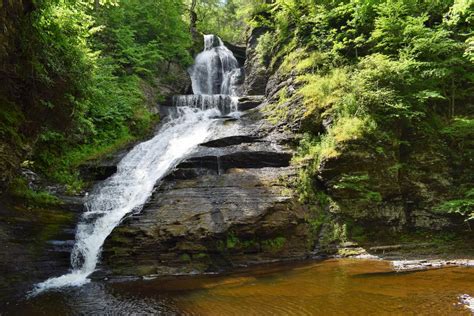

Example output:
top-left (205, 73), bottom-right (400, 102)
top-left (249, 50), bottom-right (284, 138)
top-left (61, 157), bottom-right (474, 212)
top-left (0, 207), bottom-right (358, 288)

top-left (243, 27), bottom-right (270, 95)
top-left (224, 41), bottom-right (246, 66)
top-left (0, 200), bottom-right (79, 305)
top-left (102, 106), bottom-right (313, 277)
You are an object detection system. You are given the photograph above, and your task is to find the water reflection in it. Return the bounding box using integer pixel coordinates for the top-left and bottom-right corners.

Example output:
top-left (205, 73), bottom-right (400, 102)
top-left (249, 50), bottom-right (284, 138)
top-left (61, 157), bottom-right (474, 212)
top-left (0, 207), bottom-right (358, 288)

top-left (6, 259), bottom-right (474, 315)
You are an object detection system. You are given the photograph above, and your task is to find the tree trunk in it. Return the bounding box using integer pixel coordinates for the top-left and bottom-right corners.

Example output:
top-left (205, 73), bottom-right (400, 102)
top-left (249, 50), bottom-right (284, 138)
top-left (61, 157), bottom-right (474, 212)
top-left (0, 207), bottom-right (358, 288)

top-left (94, 0), bottom-right (100, 11)
top-left (190, 0), bottom-right (198, 36)
top-left (451, 77), bottom-right (455, 117)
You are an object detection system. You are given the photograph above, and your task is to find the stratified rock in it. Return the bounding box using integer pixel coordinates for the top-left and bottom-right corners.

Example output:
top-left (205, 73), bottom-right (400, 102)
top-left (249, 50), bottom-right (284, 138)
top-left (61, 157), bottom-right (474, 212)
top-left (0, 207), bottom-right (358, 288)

top-left (243, 27), bottom-right (270, 95)
top-left (102, 166), bottom-right (310, 277)
top-left (200, 135), bottom-right (262, 148)
top-left (238, 95), bottom-right (265, 111)
top-left (101, 95), bottom-right (314, 277)
top-left (79, 164), bottom-right (117, 182)
top-left (224, 41), bottom-right (246, 66)
top-left (178, 151), bottom-right (291, 171)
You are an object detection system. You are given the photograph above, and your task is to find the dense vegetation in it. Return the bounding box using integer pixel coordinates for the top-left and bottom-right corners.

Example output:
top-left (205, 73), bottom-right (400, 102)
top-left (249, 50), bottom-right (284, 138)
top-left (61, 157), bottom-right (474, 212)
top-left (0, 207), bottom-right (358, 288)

top-left (240, 0), bottom-right (473, 224)
top-left (1, 0), bottom-right (192, 196)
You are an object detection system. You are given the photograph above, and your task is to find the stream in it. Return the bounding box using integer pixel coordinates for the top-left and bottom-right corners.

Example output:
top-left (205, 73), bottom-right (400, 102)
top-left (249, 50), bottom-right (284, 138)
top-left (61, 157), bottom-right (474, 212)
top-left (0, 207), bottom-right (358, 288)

top-left (7, 259), bottom-right (474, 315)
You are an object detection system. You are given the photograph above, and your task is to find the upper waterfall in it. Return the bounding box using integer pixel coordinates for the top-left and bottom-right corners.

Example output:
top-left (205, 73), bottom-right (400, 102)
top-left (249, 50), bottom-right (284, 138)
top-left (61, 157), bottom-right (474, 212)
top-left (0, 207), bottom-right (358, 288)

top-left (190, 34), bottom-right (243, 96)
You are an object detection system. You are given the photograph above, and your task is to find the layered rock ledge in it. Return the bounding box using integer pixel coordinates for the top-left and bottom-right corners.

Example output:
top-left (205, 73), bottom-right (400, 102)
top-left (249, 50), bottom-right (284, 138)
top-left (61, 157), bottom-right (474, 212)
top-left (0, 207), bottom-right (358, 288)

top-left (101, 102), bottom-right (313, 277)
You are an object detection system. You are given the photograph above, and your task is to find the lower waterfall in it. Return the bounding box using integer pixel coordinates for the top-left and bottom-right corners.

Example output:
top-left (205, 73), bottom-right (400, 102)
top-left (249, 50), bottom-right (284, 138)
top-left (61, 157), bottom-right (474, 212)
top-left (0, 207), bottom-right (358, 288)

top-left (31, 34), bottom-right (243, 295)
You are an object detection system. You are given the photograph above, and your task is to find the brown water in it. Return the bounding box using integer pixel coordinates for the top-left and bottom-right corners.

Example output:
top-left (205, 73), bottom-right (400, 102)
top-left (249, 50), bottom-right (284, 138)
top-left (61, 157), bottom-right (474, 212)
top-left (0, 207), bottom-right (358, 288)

top-left (5, 259), bottom-right (474, 315)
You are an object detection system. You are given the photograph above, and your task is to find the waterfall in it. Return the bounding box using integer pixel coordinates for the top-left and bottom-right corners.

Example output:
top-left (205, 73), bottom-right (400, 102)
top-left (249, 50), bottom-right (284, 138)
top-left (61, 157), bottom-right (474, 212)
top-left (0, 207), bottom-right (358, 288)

top-left (191, 34), bottom-right (241, 95)
top-left (31, 34), bottom-right (242, 296)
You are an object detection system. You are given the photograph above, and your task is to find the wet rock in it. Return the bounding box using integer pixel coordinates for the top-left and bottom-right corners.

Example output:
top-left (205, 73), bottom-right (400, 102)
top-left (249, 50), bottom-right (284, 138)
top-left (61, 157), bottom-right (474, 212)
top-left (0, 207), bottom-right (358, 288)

top-left (223, 41), bottom-right (246, 66)
top-left (102, 165), bottom-right (310, 277)
top-left (199, 135), bottom-right (262, 148)
top-left (0, 200), bottom-right (78, 305)
top-left (79, 164), bottom-right (117, 182)
top-left (102, 94), bottom-right (313, 277)
top-left (392, 259), bottom-right (474, 272)
top-left (459, 294), bottom-right (474, 312)
top-left (78, 146), bottom-right (131, 182)
top-left (178, 151), bottom-right (291, 171)
top-left (238, 95), bottom-right (265, 111)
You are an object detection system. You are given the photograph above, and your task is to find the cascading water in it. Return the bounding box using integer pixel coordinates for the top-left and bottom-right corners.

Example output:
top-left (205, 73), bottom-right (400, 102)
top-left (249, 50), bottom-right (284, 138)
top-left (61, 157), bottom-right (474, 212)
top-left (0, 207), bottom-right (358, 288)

top-left (172, 34), bottom-right (244, 113)
top-left (191, 34), bottom-right (242, 95)
top-left (31, 34), bottom-right (243, 296)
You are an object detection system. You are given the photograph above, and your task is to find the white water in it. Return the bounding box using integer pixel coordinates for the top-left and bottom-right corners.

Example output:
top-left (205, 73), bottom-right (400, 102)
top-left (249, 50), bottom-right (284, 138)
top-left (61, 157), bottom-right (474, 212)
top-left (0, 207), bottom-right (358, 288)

top-left (190, 35), bottom-right (242, 96)
top-left (31, 34), bottom-right (242, 296)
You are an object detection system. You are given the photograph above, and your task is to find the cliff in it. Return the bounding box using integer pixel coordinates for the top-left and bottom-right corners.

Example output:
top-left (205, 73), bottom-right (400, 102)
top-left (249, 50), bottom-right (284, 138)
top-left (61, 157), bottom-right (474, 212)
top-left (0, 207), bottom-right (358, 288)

top-left (101, 28), bottom-right (473, 278)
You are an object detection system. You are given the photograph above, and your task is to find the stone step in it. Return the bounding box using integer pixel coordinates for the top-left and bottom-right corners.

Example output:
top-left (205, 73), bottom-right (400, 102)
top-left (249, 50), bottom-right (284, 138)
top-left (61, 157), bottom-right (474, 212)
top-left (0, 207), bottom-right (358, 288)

top-left (237, 95), bottom-right (265, 111)
top-left (199, 135), bottom-right (262, 148)
top-left (176, 151), bottom-right (292, 173)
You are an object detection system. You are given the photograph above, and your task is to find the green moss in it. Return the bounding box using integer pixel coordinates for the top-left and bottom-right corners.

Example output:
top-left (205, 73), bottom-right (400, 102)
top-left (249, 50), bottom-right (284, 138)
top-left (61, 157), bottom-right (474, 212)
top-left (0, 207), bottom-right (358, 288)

top-left (261, 237), bottom-right (286, 253)
top-left (264, 87), bottom-right (291, 125)
top-left (109, 233), bottom-right (134, 245)
top-left (334, 173), bottom-right (370, 191)
top-left (216, 233), bottom-right (288, 254)
top-left (337, 247), bottom-right (364, 257)
top-left (226, 232), bottom-right (239, 249)
top-left (193, 253), bottom-right (209, 259)
top-left (136, 265), bottom-right (156, 276)
top-left (179, 253), bottom-right (192, 262)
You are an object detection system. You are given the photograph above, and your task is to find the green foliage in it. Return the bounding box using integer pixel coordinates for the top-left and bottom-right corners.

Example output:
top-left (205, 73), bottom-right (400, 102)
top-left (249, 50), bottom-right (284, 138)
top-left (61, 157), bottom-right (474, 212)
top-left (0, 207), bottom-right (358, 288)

top-left (255, 31), bottom-right (274, 64)
top-left (441, 117), bottom-right (474, 140)
top-left (1, 0), bottom-right (192, 191)
top-left (95, 0), bottom-right (192, 73)
top-left (261, 237), bottom-right (286, 253)
top-left (435, 189), bottom-right (474, 222)
top-left (245, 0), bottom-right (473, 232)
top-left (9, 177), bottom-right (61, 206)
top-left (216, 233), bottom-right (287, 254)
top-left (264, 86), bottom-right (292, 124)
top-left (187, 0), bottom-right (269, 43)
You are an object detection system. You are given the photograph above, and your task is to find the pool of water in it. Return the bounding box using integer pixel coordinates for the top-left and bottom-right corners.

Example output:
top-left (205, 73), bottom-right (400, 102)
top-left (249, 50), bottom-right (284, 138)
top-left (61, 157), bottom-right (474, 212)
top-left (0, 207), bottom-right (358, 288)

top-left (4, 259), bottom-right (474, 315)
